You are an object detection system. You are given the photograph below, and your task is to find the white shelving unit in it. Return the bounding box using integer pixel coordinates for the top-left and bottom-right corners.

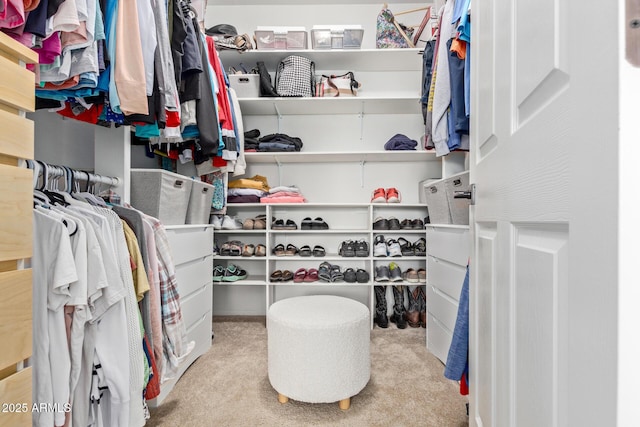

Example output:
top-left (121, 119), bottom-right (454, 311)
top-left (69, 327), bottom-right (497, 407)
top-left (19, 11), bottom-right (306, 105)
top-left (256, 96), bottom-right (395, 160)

top-left (212, 203), bottom-right (429, 326)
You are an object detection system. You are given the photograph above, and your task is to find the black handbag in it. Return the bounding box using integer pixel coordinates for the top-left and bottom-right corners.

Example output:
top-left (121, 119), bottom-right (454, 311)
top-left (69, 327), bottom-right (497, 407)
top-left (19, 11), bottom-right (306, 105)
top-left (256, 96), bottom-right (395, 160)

top-left (255, 61), bottom-right (279, 97)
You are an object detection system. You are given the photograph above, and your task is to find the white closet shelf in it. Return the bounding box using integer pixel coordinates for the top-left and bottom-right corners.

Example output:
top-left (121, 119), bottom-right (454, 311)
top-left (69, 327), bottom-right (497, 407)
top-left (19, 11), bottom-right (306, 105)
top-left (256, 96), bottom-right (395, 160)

top-left (236, 96), bottom-right (421, 115)
top-left (214, 0), bottom-right (425, 6)
top-left (268, 282), bottom-right (372, 287)
top-left (270, 229), bottom-right (368, 234)
top-left (244, 150), bottom-right (437, 164)
top-left (214, 229), bottom-right (267, 234)
top-left (213, 279), bottom-right (267, 286)
top-left (227, 202), bottom-right (428, 207)
top-left (219, 48), bottom-right (423, 72)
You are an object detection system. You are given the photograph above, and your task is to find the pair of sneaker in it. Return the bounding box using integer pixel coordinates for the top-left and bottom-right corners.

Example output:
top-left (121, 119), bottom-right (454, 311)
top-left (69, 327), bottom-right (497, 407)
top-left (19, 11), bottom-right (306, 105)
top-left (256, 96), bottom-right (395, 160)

top-left (211, 215), bottom-right (242, 230)
top-left (344, 268), bottom-right (370, 283)
top-left (213, 264), bottom-right (248, 282)
top-left (373, 235), bottom-right (402, 257)
top-left (371, 188), bottom-right (401, 203)
top-left (338, 239), bottom-right (369, 257)
top-left (375, 262), bottom-right (403, 282)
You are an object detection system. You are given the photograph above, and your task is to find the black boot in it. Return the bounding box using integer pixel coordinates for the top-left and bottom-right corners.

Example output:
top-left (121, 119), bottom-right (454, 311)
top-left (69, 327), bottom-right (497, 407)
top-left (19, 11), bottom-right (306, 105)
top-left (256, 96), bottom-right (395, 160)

top-left (374, 286), bottom-right (389, 328)
top-left (405, 286), bottom-right (421, 328)
top-left (390, 285), bottom-right (408, 329)
top-left (418, 286), bottom-right (427, 328)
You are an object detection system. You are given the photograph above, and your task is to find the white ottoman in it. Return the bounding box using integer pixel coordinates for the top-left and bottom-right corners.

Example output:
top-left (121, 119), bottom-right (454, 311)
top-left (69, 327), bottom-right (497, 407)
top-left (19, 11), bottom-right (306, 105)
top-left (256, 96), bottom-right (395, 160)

top-left (267, 295), bottom-right (371, 410)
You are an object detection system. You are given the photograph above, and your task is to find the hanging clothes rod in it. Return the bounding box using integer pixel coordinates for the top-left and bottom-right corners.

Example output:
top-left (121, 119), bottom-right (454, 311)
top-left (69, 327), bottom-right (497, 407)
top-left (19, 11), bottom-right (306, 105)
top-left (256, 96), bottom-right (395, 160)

top-left (26, 160), bottom-right (120, 191)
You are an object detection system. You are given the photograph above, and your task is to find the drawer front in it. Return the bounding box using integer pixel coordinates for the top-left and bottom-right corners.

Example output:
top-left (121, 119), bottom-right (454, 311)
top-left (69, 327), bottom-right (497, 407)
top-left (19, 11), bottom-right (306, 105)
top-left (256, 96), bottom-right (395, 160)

top-left (175, 256), bottom-right (213, 297)
top-left (0, 109), bottom-right (33, 160)
top-left (181, 284), bottom-right (213, 330)
top-left (0, 53), bottom-right (36, 112)
top-left (165, 226), bottom-right (213, 265)
top-left (427, 256), bottom-right (466, 301)
top-left (0, 270), bottom-right (32, 370)
top-left (426, 227), bottom-right (469, 266)
top-left (0, 165), bottom-right (32, 262)
top-left (186, 310), bottom-right (212, 356)
top-left (427, 285), bottom-right (459, 333)
top-left (427, 313), bottom-right (453, 364)
top-left (0, 367), bottom-right (32, 426)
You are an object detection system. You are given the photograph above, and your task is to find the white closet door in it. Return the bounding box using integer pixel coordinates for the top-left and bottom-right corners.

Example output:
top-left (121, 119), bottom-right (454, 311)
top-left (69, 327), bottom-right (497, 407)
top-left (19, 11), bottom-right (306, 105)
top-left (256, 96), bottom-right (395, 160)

top-left (470, 0), bottom-right (619, 426)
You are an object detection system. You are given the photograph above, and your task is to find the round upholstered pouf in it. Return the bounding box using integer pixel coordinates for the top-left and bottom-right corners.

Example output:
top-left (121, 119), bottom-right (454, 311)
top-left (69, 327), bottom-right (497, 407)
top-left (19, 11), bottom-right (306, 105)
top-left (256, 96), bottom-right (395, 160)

top-left (267, 295), bottom-right (371, 410)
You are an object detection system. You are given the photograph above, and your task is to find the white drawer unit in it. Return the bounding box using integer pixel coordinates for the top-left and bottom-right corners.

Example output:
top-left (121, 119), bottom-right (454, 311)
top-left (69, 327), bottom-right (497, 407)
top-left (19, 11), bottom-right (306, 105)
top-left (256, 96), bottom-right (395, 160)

top-left (425, 225), bottom-right (469, 364)
top-left (150, 225), bottom-right (214, 407)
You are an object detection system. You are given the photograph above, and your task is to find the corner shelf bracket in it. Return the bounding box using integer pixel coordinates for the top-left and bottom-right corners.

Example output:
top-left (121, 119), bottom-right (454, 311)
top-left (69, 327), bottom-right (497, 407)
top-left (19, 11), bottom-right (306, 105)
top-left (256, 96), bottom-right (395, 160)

top-left (275, 157), bottom-right (283, 186)
top-left (360, 160), bottom-right (365, 188)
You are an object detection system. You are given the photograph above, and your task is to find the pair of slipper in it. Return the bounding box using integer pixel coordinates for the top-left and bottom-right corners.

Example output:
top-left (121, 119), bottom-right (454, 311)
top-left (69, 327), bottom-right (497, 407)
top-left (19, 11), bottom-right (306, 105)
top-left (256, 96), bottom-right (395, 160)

top-left (241, 243), bottom-right (267, 257)
top-left (270, 270), bottom-right (294, 282)
top-left (301, 217), bottom-right (329, 230)
top-left (272, 243), bottom-right (298, 256)
top-left (299, 245), bottom-right (325, 257)
top-left (242, 216), bottom-right (266, 230)
top-left (293, 268), bottom-right (319, 283)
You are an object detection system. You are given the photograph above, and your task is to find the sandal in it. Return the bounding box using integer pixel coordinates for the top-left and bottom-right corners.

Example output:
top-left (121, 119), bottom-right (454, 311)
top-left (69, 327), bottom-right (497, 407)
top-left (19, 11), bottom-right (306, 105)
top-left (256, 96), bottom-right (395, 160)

top-left (252, 218), bottom-right (266, 229)
top-left (281, 270), bottom-right (294, 282)
top-left (330, 264), bottom-right (344, 282)
top-left (255, 244), bottom-right (267, 257)
top-left (272, 219), bottom-right (286, 229)
top-left (304, 268), bottom-right (319, 282)
top-left (356, 268), bottom-right (370, 283)
top-left (344, 268), bottom-right (357, 283)
top-left (312, 245), bottom-right (326, 257)
top-left (220, 242), bottom-right (232, 256)
top-left (311, 217), bottom-right (329, 230)
top-left (417, 268), bottom-right (426, 282)
top-left (242, 218), bottom-right (254, 230)
top-left (413, 237), bottom-right (426, 256)
top-left (285, 244), bottom-right (298, 256)
top-left (318, 262), bottom-right (332, 282)
top-left (272, 243), bottom-right (285, 256)
top-left (299, 245), bottom-right (312, 257)
top-left (228, 241), bottom-right (242, 256)
top-left (270, 270), bottom-right (283, 282)
top-left (242, 244), bottom-right (255, 257)
top-left (301, 217), bottom-right (313, 230)
top-left (293, 268), bottom-right (307, 283)
top-left (398, 237), bottom-right (414, 256)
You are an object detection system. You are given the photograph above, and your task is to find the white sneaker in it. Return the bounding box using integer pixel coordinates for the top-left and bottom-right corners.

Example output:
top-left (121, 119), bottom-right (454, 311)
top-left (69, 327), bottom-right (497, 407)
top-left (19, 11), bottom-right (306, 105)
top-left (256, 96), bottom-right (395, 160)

top-left (373, 235), bottom-right (388, 257)
top-left (221, 215), bottom-right (242, 230)
top-left (386, 239), bottom-right (402, 257)
top-left (210, 215), bottom-right (222, 229)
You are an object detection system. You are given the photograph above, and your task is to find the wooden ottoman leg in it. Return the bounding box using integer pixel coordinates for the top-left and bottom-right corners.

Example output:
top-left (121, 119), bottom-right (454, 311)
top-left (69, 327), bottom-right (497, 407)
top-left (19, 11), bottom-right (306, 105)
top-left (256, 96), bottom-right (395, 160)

top-left (339, 398), bottom-right (351, 410)
top-left (278, 393), bottom-right (289, 404)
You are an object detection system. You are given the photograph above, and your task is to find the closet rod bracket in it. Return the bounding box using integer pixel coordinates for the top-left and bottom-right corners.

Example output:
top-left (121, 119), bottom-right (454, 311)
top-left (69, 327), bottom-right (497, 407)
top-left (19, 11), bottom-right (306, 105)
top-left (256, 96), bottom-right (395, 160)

top-left (359, 160), bottom-right (365, 188)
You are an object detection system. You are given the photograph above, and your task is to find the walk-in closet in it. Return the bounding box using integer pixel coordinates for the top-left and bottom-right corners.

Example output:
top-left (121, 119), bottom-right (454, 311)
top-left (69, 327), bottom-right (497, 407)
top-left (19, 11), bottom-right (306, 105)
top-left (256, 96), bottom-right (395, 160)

top-left (0, 0), bottom-right (635, 425)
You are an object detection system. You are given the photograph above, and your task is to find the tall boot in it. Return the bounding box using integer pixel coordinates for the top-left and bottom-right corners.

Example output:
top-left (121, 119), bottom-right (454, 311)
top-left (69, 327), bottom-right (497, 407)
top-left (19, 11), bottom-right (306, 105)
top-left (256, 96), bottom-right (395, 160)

top-left (390, 285), bottom-right (408, 329)
top-left (418, 286), bottom-right (427, 328)
top-left (405, 286), bottom-right (421, 328)
top-left (374, 286), bottom-right (389, 328)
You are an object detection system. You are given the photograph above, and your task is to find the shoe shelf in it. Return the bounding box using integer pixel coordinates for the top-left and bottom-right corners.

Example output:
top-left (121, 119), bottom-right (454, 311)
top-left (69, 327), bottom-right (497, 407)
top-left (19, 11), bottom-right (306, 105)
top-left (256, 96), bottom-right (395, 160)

top-left (244, 150), bottom-right (436, 164)
top-left (235, 96), bottom-right (421, 116)
top-left (213, 277), bottom-right (267, 286)
top-left (214, 229), bottom-right (267, 234)
top-left (218, 48), bottom-right (423, 72)
top-left (268, 282), bottom-right (371, 287)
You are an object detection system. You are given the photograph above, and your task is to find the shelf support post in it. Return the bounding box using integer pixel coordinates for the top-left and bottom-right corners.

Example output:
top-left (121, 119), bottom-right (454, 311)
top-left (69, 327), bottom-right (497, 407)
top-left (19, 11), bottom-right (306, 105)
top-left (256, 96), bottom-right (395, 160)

top-left (275, 157), bottom-right (283, 187)
top-left (359, 101), bottom-right (365, 141)
top-left (274, 103), bottom-right (283, 134)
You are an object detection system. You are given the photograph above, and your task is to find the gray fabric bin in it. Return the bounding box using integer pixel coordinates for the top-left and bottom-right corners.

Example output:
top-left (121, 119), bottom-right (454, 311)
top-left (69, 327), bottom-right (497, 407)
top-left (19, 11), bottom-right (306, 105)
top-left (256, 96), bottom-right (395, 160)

top-left (130, 169), bottom-right (192, 225)
top-left (422, 180), bottom-right (451, 224)
top-left (186, 179), bottom-right (215, 224)
top-left (443, 172), bottom-right (470, 225)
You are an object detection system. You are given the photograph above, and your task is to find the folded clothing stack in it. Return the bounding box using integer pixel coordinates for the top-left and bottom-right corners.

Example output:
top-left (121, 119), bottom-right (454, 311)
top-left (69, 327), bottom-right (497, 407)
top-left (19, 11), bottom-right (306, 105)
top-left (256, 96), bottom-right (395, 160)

top-left (257, 133), bottom-right (303, 152)
top-left (260, 185), bottom-right (306, 204)
top-left (228, 174), bottom-right (270, 203)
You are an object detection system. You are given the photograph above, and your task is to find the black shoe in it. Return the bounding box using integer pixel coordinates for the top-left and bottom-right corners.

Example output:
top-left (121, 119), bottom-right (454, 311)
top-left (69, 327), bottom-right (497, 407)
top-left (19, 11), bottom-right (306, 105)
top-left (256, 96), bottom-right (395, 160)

top-left (374, 286), bottom-right (389, 328)
top-left (355, 239), bottom-right (369, 257)
top-left (356, 268), bottom-right (369, 283)
top-left (339, 240), bottom-right (356, 257)
top-left (390, 285), bottom-right (408, 329)
top-left (373, 217), bottom-right (389, 230)
top-left (344, 268), bottom-right (357, 283)
top-left (388, 217), bottom-right (401, 230)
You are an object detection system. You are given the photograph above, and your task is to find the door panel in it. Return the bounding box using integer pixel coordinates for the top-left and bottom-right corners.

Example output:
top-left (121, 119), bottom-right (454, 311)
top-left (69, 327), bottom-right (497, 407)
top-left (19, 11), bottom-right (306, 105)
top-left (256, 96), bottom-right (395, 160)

top-left (471, 0), bottom-right (618, 425)
top-left (514, 225), bottom-right (568, 427)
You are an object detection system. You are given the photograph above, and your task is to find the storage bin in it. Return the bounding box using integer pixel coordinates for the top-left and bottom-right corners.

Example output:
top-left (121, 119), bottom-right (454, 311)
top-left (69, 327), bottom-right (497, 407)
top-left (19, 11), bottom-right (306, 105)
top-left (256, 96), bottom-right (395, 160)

top-left (311, 26), bottom-right (364, 49)
top-left (186, 179), bottom-right (215, 224)
top-left (130, 169), bottom-right (193, 225)
top-left (255, 26), bottom-right (307, 49)
top-left (229, 74), bottom-right (260, 98)
top-left (422, 180), bottom-right (450, 224)
top-left (443, 172), bottom-right (470, 225)
top-left (421, 172), bottom-right (470, 225)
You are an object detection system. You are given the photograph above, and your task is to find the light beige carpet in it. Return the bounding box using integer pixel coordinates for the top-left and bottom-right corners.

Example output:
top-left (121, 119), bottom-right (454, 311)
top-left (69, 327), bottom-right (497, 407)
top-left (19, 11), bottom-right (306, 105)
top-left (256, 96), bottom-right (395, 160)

top-left (147, 316), bottom-right (469, 427)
